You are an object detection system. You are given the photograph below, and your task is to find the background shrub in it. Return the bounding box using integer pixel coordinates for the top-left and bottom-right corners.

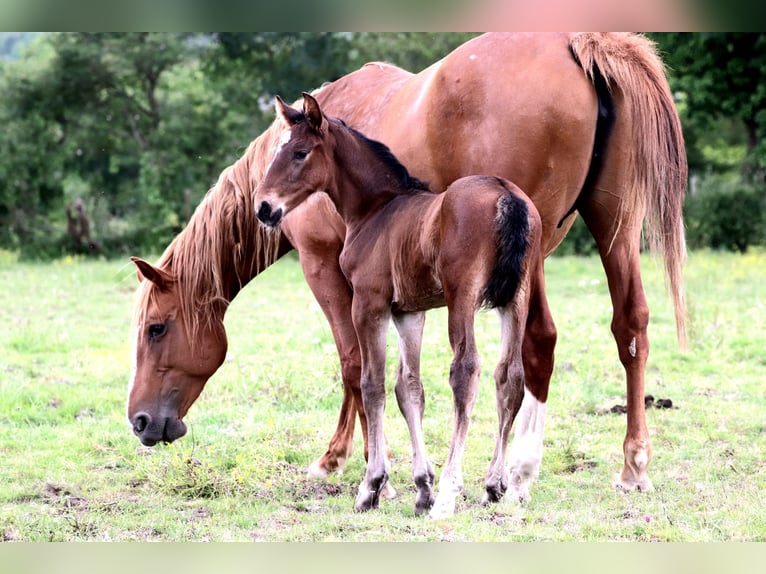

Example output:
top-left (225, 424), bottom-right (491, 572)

top-left (684, 178), bottom-right (766, 253)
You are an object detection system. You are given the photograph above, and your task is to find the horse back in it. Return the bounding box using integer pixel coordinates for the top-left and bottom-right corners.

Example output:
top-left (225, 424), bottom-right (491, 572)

top-left (318, 33), bottom-right (598, 255)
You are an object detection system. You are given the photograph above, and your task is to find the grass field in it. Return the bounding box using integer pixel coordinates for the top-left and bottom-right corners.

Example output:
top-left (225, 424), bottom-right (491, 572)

top-left (0, 248), bottom-right (764, 541)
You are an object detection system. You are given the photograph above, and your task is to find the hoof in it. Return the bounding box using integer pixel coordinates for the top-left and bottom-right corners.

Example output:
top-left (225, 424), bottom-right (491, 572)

top-left (307, 460), bottom-right (330, 479)
top-left (506, 483), bottom-right (531, 504)
top-left (380, 481), bottom-right (397, 500)
top-left (354, 490), bottom-right (380, 512)
top-left (614, 472), bottom-right (654, 492)
top-left (482, 479), bottom-right (507, 505)
top-left (414, 491), bottom-right (435, 516)
top-left (428, 500), bottom-right (456, 520)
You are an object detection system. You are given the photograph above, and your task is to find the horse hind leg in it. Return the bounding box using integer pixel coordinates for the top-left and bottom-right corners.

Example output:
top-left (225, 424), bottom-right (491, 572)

top-left (482, 301), bottom-right (527, 505)
top-left (579, 182), bottom-right (654, 492)
top-left (504, 253), bottom-right (554, 503)
top-left (392, 311), bottom-right (435, 515)
top-left (429, 299), bottom-right (481, 520)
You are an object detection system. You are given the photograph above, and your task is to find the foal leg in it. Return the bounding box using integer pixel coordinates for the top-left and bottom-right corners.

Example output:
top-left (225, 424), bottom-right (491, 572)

top-left (352, 297), bottom-right (393, 512)
top-left (429, 301), bottom-right (481, 520)
top-left (392, 311), bottom-right (435, 515)
top-left (482, 303), bottom-right (528, 505)
top-left (507, 259), bottom-right (556, 503)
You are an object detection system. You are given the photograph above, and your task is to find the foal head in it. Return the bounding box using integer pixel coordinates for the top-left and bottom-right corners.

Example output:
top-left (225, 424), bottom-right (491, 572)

top-left (255, 93), bottom-right (334, 227)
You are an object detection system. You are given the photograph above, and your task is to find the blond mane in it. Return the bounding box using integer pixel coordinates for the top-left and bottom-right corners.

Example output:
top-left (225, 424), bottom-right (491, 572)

top-left (135, 123), bottom-right (283, 344)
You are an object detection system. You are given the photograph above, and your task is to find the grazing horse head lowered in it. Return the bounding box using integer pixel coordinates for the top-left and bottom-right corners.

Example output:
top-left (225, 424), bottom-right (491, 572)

top-left (127, 140), bottom-right (283, 446)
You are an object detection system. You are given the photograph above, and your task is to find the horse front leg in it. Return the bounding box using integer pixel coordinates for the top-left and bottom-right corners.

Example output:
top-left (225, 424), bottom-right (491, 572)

top-left (297, 245), bottom-right (363, 478)
top-left (392, 311), bottom-right (435, 515)
top-left (429, 303), bottom-right (481, 520)
top-left (352, 297), bottom-right (392, 512)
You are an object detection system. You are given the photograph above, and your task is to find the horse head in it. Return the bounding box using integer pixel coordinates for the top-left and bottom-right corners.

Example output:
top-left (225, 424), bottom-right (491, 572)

top-left (255, 93), bottom-right (330, 228)
top-left (127, 257), bottom-right (228, 446)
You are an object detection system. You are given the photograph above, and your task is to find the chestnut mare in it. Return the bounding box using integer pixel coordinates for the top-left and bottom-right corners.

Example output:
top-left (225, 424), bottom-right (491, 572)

top-left (255, 93), bottom-right (542, 517)
top-left (128, 33), bottom-right (686, 502)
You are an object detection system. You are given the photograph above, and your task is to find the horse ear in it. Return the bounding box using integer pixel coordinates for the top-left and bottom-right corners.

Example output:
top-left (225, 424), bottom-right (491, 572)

top-left (130, 257), bottom-right (173, 291)
top-left (302, 92), bottom-right (324, 132)
top-left (275, 96), bottom-right (303, 127)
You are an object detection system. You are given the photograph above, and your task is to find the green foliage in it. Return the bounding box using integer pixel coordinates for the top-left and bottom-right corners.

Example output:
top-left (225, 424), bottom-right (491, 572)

top-left (651, 33), bottom-right (766, 182)
top-left (0, 33), bottom-right (764, 258)
top-left (684, 178), bottom-right (766, 253)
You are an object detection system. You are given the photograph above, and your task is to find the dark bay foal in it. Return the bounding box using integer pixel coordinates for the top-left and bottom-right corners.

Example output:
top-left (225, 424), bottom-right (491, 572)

top-left (255, 93), bottom-right (543, 518)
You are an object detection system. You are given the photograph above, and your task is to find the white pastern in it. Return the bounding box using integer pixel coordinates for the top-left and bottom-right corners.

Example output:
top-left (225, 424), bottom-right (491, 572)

top-left (429, 472), bottom-right (462, 520)
top-left (506, 387), bottom-right (546, 503)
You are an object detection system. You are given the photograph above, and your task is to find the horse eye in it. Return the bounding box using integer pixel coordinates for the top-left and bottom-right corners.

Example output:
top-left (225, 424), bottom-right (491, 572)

top-left (148, 323), bottom-right (167, 340)
top-left (293, 150), bottom-right (309, 160)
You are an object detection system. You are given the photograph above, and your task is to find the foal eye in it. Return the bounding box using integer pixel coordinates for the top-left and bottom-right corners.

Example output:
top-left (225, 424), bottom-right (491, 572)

top-left (293, 150), bottom-right (309, 160)
top-left (148, 323), bottom-right (167, 340)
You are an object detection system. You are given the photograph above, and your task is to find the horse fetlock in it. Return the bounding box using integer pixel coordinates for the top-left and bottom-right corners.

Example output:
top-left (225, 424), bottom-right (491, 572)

top-left (483, 471), bottom-right (509, 505)
top-left (413, 472), bottom-right (436, 515)
top-left (307, 453), bottom-right (347, 478)
top-left (428, 474), bottom-right (463, 520)
top-left (354, 470), bottom-right (389, 512)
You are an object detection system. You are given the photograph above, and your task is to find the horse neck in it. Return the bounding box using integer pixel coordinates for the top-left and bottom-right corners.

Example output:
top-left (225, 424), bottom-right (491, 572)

top-left (161, 135), bottom-right (281, 320)
top-left (327, 128), bottom-right (408, 232)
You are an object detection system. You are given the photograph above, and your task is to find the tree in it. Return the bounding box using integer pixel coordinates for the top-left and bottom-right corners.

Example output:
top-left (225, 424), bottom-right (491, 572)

top-left (652, 33), bottom-right (766, 183)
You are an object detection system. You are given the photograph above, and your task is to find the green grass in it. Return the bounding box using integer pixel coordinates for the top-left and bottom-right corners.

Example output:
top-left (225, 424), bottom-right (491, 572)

top-left (0, 249), bottom-right (764, 541)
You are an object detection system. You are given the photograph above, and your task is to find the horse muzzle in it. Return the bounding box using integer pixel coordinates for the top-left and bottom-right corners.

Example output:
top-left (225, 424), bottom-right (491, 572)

top-left (131, 412), bottom-right (188, 446)
top-left (256, 201), bottom-right (284, 227)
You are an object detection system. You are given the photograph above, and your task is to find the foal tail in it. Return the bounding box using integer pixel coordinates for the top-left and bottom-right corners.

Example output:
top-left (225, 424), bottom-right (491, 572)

top-left (569, 33), bottom-right (688, 350)
top-left (482, 186), bottom-right (531, 310)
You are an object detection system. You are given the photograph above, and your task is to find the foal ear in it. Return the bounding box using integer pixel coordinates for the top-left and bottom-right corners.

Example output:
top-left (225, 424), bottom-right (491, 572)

top-left (302, 92), bottom-right (324, 132)
top-left (275, 96), bottom-right (304, 127)
top-left (130, 257), bottom-right (173, 291)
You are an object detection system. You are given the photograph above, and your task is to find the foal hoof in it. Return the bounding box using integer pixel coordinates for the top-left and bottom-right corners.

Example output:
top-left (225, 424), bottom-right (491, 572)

top-left (354, 477), bottom-right (388, 512)
top-left (307, 460), bottom-right (330, 479)
top-left (414, 491), bottom-right (435, 516)
top-left (481, 484), bottom-right (506, 506)
top-left (354, 491), bottom-right (380, 512)
top-left (380, 481), bottom-right (397, 500)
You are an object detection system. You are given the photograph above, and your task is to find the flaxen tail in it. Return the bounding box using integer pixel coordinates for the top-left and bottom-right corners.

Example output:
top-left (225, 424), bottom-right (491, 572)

top-left (482, 187), bottom-right (530, 310)
top-left (569, 32), bottom-right (688, 350)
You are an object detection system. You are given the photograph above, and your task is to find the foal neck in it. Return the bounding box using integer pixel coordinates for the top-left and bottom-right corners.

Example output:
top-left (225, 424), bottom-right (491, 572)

top-left (329, 123), bottom-right (429, 229)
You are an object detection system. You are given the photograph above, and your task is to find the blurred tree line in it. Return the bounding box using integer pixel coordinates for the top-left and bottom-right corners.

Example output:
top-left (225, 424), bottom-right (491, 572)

top-left (0, 32), bottom-right (763, 259)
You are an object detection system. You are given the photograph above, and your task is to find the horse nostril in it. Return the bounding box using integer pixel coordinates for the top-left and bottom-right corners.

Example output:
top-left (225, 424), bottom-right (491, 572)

top-left (257, 201), bottom-right (272, 223)
top-left (133, 413), bottom-right (150, 434)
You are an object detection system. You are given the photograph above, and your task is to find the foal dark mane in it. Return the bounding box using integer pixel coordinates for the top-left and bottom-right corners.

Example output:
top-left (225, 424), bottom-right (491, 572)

top-left (335, 118), bottom-right (431, 193)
